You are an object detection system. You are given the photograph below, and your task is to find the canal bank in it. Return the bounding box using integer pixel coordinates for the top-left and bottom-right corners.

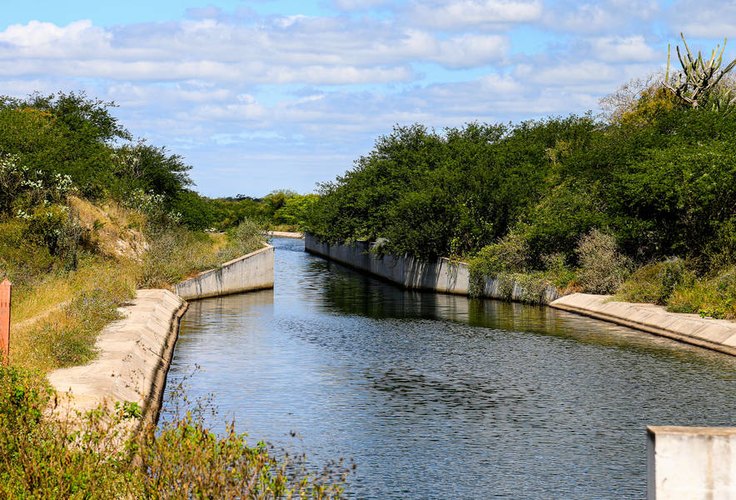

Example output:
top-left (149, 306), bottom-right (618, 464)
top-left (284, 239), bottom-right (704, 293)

top-left (306, 234), bottom-right (736, 358)
top-left (304, 233), bottom-right (558, 303)
top-left (49, 244), bottom-right (276, 427)
top-left (551, 293), bottom-right (736, 357)
top-left (48, 289), bottom-right (187, 428)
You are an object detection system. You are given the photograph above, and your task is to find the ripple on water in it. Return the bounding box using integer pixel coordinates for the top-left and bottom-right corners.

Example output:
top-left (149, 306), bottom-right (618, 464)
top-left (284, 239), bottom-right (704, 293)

top-left (162, 238), bottom-right (736, 499)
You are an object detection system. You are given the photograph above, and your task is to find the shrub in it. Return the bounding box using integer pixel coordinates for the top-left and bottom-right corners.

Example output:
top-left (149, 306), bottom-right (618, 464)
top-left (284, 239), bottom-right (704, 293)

top-left (667, 266), bottom-right (736, 319)
top-left (217, 219), bottom-right (264, 262)
top-left (0, 368), bottom-right (350, 498)
top-left (617, 258), bottom-right (693, 304)
top-left (575, 229), bottom-right (632, 294)
top-left (470, 230), bottom-right (529, 277)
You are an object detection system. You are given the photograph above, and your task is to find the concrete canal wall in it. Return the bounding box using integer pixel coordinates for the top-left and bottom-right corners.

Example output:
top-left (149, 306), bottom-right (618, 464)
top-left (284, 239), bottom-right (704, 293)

top-left (306, 234), bottom-right (469, 294)
top-left (47, 242), bottom-right (276, 426)
top-left (305, 234), bottom-right (558, 303)
top-left (48, 289), bottom-right (187, 427)
top-left (551, 293), bottom-right (736, 357)
top-left (648, 426), bottom-right (736, 499)
top-left (175, 244), bottom-right (275, 300)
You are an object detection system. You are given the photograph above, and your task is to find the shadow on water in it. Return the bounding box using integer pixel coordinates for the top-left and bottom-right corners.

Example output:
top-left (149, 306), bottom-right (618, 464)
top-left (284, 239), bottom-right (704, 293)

top-left (163, 237), bottom-right (736, 500)
top-left (310, 256), bottom-right (736, 370)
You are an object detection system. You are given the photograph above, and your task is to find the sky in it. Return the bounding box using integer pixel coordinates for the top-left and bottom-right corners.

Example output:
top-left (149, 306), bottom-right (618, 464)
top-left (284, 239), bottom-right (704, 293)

top-left (1, 0), bottom-right (735, 197)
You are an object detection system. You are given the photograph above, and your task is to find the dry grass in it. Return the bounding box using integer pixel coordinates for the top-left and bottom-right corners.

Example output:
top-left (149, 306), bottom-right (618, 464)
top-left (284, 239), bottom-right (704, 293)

top-left (10, 256), bottom-right (138, 372)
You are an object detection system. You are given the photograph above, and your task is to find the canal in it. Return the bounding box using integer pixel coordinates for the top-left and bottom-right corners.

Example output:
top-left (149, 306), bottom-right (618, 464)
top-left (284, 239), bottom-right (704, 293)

top-left (161, 237), bottom-right (736, 499)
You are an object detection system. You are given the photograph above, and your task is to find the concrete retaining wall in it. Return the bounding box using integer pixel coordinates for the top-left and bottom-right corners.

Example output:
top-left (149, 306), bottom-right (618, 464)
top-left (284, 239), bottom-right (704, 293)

top-left (305, 234), bottom-right (558, 303)
top-left (48, 289), bottom-right (187, 426)
top-left (550, 293), bottom-right (736, 357)
top-left (175, 244), bottom-right (275, 300)
top-left (648, 426), bottom-right (736, 499)
top-left (306, 234), bottom-right (469, 294)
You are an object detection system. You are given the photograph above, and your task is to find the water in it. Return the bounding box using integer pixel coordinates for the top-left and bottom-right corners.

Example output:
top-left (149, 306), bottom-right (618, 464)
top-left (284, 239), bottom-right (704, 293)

top-left (162, 237), bottom-right (736, 499)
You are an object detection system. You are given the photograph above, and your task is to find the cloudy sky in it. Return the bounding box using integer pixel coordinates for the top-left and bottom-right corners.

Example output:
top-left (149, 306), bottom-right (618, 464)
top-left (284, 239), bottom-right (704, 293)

top-left (1, 1), bottom-right (734, 196)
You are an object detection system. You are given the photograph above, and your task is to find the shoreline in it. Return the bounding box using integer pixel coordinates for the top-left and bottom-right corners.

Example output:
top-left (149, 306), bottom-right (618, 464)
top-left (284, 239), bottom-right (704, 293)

top-left (267, 231), bottom-right (304, 239)
top-left (47, 289), bottom-right (187, 426)
top-left (305, 234), bottom-right (736, 357)
top-left (550, 293), bottom-right (736, 357)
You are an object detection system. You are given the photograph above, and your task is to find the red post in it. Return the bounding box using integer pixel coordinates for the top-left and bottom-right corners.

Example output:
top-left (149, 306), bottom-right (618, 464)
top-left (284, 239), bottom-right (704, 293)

top-left (0, 279), bottom-right (11, 366)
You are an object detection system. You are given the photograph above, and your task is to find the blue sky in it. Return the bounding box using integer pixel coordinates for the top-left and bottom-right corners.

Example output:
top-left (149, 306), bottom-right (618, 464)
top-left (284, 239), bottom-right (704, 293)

top-left (1, 0), bottom-right (735, 196)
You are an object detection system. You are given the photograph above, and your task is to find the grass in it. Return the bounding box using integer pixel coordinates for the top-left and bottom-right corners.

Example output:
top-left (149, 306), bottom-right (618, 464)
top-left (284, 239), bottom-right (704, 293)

top-left (5, 199), bottom-right (265, 372)
top-left (138, 219), bottom-right (263, 288)
top-left (667, 266), bottom-right (736, 319)
top-left (0, 366), bottom-right (350, 498)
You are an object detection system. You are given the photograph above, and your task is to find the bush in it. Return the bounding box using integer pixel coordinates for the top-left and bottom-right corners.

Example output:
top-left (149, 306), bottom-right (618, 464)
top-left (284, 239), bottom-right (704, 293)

top-left (575, 229), bottom-right (632, 294)
top-left (617, 258), bottom-right (693, 304)
top-left (139, 220), bottom-right (265, 289)
top-left (470, 230), bottom-right (529, 277)
top-left (667, 266), bottom-right (736, 319)
top-left (218, 219), bottom-right (264, 262)
top-left (0, 367), bottom-right (350, 498)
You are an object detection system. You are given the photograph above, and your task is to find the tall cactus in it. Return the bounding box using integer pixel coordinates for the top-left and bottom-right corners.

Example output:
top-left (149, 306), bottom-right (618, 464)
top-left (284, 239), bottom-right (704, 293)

top-left (664, 33), bottom-right (736, 110)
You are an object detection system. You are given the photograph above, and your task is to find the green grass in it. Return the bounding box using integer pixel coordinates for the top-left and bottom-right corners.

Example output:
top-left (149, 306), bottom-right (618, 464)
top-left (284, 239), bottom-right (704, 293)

top-left (0, 367), bottom-right (350, 498)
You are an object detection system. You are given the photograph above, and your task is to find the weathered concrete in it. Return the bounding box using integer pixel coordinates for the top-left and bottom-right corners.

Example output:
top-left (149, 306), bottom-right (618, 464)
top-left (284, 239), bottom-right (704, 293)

top-left (267, 231), bottom-right (304, 239)
top-left (306, 234), bottom-right (469, 294)
top-left (305, 234), bottom-right (558, 303)
top-left (648, 426), bottom-right (736, 499)
top-left (175, 244), bottom-right (274, 300)
top-left (550, 293), bottom-right (736, 356)
top-left (48, 289), bottom-right (187, 425)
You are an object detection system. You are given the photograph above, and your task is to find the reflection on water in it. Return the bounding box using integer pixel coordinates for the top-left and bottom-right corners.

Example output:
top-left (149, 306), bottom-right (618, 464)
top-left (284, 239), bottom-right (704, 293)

top-left (162, 237), bottom-right (736, 499)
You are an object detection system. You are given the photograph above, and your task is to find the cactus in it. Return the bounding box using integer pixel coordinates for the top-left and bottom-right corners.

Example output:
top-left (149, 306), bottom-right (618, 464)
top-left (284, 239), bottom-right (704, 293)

top-left (664, 33), bottom-right (736, 110)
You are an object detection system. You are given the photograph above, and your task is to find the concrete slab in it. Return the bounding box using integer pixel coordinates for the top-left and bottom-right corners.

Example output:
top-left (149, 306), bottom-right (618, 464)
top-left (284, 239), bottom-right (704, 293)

top-left (551, 293), bottom-right (736, 356)
top-left (47, 289), bottom-right (187, 426)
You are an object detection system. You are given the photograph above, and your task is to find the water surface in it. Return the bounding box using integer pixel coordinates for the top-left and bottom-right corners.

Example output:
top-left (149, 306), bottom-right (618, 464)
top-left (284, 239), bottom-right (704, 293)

top-left (162, 237), bottom-right (736, 499)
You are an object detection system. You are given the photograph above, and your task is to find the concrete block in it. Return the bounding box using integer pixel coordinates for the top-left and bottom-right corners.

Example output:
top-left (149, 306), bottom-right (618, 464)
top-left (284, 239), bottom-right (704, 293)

top-left (648, 426), bottom-right (736, 499)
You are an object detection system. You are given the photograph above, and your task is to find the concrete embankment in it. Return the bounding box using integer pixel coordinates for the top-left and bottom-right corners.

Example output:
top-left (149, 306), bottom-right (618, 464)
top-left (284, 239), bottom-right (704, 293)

top-left (305, 234), bottom-right (558, 303)
top-left (48, 289), bottom-right (187, 426)
top-left (175, 244), bottom-right (275, 300)
top-left (551, 293), bottom-right (736, 356)
top-left (48, 243), bottom-right (276, 426)
top-left (267, 231), bottom-right (303, 239)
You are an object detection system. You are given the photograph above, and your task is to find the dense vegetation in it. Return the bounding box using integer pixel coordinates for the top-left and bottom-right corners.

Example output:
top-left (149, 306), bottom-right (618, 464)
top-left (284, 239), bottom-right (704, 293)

top-left (0, 92), bottom-right (344, 496)
top-left (0, 367), bottom-right (348, 498)
top-left (306, 37), bottom-right (736, 318)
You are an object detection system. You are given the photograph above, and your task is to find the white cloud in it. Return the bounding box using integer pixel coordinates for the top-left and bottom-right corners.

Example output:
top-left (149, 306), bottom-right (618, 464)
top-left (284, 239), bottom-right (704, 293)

top-left (668, 1), bottom-right (736, 39)
top-left (544, 0), bottom-right (659, 34)
top-left (590, 36), bottom-right (659, 63)
top-left (408, 0), bottom-right (542, 29)
top-left (0, 1), bottom-right (720, 196)
top-left (332, 0), bottom-right (392, 11)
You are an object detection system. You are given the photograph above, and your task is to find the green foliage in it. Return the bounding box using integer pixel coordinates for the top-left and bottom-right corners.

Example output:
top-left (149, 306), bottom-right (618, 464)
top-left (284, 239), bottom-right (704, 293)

top-left (111, 140), bottom-right (192, 202)
top-left (306, 119), bottom-right (597, 260)
top-left (219, 219), bottom-right (264, 261)
top-left (0, 92), bottom-right (191, 205)
top-left (35, 285), bottom-right (132, 368)
top-left (0, 368), bottom-right (350, 498)
top-left (139, 219), bottom-right (264, 288)
top-left (617, 258), bottom-right (694, 305)
top-left (0, 92), bottom-right (130, 198)
top-left (301, 41), bottom-right (736, 309)
top-left (667, 266), bottom-right (736, 319)
top-left (272, 192), bottom-right (319, 229)
top-left (470, 231), bottom-right (529, 277)
top-left (575, 229), bottom-right (632, 294)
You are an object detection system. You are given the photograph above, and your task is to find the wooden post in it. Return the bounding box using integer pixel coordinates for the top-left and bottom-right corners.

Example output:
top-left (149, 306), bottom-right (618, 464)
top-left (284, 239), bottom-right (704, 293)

top-left (0, 279), bottom-right (11, 366)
